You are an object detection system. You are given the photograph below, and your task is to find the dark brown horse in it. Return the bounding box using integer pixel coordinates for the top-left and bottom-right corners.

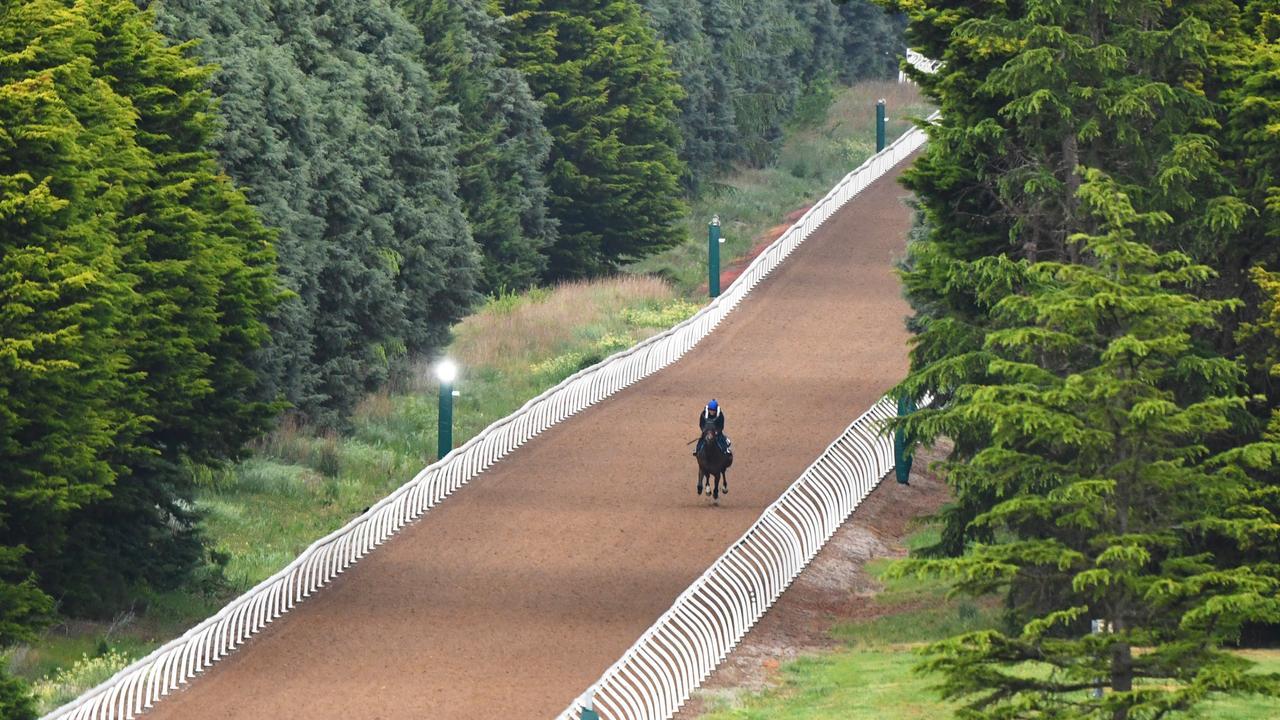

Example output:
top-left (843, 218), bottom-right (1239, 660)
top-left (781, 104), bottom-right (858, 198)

top-left (695, 426), bottom-right (732, 502)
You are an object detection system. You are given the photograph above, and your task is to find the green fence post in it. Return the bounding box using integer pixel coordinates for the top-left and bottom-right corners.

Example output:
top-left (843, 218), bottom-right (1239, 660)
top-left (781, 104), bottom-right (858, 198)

top-left (708, 214), bottom-right (721, 298)
top-left (894, 393), bottom-right (915, 485)
top-left (876, 98), bottom-right (887, 152)
top-left (435, 360), bottom-right (457, 459)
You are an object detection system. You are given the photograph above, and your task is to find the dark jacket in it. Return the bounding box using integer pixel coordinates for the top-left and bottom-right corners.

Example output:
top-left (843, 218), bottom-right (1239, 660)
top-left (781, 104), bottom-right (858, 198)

top-left (700, 407), bottom-right (725, 433)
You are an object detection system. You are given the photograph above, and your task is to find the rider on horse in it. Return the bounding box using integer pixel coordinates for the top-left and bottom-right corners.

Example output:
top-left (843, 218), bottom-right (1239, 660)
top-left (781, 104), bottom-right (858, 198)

top-left (694, 399), bottom-right (732, 456)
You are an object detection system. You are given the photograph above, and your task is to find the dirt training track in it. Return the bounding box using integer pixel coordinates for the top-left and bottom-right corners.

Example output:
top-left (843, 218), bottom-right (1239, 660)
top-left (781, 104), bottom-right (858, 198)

top-left (145, 160), bottom-right (917, 720)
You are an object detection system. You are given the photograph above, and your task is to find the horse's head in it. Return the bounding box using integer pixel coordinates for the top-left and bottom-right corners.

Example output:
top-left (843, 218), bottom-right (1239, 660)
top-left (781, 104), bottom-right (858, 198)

top-left (702, 426), bottom-right (718, 442)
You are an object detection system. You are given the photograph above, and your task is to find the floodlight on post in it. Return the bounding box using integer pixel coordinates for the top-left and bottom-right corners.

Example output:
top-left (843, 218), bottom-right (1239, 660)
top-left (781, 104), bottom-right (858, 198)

top-left (435, 359), bottom-right (458, 459)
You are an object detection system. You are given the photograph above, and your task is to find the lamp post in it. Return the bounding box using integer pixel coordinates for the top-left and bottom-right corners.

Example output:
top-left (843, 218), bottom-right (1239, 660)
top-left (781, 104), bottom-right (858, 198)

top-left (876, 98), bottom-right (887, 152)
top-left (435, 359), bottom-right (458, 460)
top-left (708, 214), bottom-right (722, 298)
top-left (894, 393), bottom-right (916, 485)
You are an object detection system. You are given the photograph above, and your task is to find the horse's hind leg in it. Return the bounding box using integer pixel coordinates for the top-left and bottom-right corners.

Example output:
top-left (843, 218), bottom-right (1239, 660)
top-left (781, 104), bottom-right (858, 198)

top-left (722, 470), bottom-right (728, 495)
top-left (712, 473), bottom-right (720, 501)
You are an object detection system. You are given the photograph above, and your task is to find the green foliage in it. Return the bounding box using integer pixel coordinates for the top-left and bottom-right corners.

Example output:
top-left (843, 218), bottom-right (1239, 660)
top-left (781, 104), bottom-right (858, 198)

top-left (882, 0), bottom-right (1259, 556)
top-left (621, 298), bottom-right (700, 327)
top-left (0, 0), bottom-right (138, 622)
top-left (398, 0), bottom-right (557, 294)
top-left (880, 1), bottom-right (1280, 714)
top-left (894, 174), bottom-right (1280, 717)
top-left (1, 0), bottom-right (279, 624)
top-left (645, 0), bottom-right (904, 175)
top-left (29, 648), bottom-right (131, 714)
top-left (498, 0), bottom-right (689, 278)
top-left (45, 0), bottom-right (279, 615)
top-left (155, 0), bottom-right (480, 424)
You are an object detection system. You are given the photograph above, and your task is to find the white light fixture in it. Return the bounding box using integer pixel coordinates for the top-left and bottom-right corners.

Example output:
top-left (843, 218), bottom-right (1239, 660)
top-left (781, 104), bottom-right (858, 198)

top-left (435, 358), bottom-right (458, 384)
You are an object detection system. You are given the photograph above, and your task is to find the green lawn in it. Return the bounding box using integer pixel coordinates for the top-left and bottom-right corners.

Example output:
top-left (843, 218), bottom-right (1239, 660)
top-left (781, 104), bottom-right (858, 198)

top-left (699, 535), bottom-right (1280, 720)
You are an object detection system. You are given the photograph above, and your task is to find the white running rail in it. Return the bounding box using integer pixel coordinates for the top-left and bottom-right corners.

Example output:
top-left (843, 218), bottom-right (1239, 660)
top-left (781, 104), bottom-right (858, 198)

top-left (557, 393), bottom-right (927, 720)
top-left (43, 101), bottom-right (937, 720)
top-left (899, 49), bottom-right (942, 83)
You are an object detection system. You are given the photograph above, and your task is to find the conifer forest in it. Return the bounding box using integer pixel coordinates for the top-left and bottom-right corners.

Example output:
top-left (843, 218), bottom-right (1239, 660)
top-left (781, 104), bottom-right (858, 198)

top-left (6, 0), bottom-right (1280, 718)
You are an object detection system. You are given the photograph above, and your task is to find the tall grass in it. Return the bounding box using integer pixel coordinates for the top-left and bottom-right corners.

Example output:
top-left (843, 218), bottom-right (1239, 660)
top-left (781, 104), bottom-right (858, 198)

top-left (633, 81), bottom-right (930, 292)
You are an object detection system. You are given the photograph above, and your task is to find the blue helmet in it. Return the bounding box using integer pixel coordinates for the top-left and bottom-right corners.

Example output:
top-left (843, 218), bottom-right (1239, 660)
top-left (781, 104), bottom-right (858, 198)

top-left (707, 399), bottom-right (718, 411)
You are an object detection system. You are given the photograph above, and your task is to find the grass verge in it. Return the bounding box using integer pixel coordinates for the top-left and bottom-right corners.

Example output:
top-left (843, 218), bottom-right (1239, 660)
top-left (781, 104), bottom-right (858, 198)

top-left (632, 80), bottom-right (931, 293)
top-left (698, 531), bottom-right (1280, 719)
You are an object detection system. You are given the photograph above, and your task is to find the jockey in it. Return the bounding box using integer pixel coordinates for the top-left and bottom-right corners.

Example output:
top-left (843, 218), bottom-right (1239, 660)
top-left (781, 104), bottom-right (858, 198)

top-left (694, 399), bottom-right (732, 456)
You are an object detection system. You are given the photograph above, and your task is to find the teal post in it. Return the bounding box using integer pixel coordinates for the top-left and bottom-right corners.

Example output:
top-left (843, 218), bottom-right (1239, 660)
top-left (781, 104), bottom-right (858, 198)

top-left (437, 379), bottom-right (453, 459)
top-left (708, 215), bottom-right (721, 298)
top-left (580, 694), bottom-right (600, 720)
top-left (876, 99), bottom-right (887, 152)
top-left (894, 394), bottom-right (915, 485)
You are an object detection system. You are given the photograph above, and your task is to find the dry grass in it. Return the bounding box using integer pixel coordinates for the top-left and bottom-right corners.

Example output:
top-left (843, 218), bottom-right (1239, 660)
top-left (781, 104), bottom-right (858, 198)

top-left (450, 276), bottom-right (676, 372)
top-left (827, 80), bottom-right (925, 128)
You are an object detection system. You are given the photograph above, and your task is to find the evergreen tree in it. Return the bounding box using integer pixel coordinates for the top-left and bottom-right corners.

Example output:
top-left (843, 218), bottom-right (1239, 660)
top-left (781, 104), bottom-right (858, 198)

top-left (639, 0), bottom-right (729, 189)
top-left (0, 0), bottom-right (141, 617)
top-left (37, 0), bottom-right (282, 612)
top-left (1225, 5), bottom-right (1280, 403)
top-left (155, 0), bottom-right (480, 423)
top-left (894, 176), bottom-right (1280, 717)
top-left (498, 0), bottom-right (687, 278)
top-left (3, 0), bottom-right (281, 617)
top-left (834, 0), bottom-right (905, 81)
top-left (398, 0), bottom-right (556, 294)
top-left (662, 0), bottom-right (902, 170)
top-left (881, 0), bottom-right (1245, 555)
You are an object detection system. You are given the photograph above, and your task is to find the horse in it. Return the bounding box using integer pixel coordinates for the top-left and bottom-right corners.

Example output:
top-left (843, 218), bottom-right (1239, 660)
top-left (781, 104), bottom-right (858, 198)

top-left (694, 426), bottom-right (732, 503)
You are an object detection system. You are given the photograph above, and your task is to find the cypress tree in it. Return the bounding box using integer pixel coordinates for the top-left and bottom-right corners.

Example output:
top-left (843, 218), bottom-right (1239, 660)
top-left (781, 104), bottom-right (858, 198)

top-left (498, 0), bottom-right (688, 278)
top-left (3, 0), bottom-right (281, 616)
top-left (0, 0), bottom-right (141, 617)
top-left (398, 0), bottom-right (556, 294)
top-left (155, 0), bottom-right (480, 423)
top-left (639, 0), bottom-right (726, 188)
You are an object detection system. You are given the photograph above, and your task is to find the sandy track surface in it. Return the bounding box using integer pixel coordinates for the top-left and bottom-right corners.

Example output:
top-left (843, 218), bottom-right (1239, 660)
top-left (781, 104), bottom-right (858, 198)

top-left (144, 161), bottom-right (916, 720)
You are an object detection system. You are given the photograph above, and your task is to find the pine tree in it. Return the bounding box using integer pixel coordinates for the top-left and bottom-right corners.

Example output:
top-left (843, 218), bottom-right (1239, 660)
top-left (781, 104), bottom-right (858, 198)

top-left (398, 0), bottom-right (556, 294)
top-left (894, 174), bottom-right (1280, 717)
top-left (881, 0), bottom-right (1246, 555)
top-left (498, 0), bottom-right (687, 278)
top-left (155, 0), bottom-right (480, 423)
